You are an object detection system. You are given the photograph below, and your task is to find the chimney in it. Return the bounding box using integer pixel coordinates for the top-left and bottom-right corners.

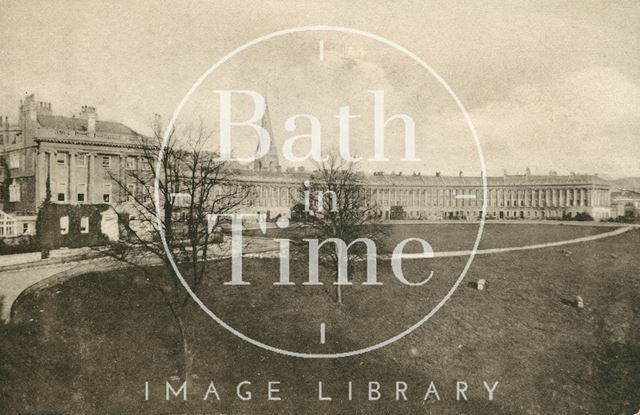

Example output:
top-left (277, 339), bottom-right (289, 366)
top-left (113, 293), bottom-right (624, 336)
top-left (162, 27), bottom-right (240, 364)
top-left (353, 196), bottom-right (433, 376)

top-left (87, 112), bottom-right (96, 136)
top-left (503, 169), bottom-right (508, 177)
top-left (152, 113), bottom-right (163, 136)
top-left (525, 167), bottom-right (531, 176)
top-left (23, 93), bottom-right (37, 121)
top-left (80, 106), bottom-right (97, 136)
top-left (459, 170), bottom-right (463, 177)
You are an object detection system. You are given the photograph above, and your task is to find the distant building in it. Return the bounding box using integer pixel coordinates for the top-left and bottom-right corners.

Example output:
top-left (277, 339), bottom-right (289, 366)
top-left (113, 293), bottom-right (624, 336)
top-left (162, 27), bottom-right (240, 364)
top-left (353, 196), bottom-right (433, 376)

top-left (611, 190), bottom-right (640, 218)
top-left (235, 165), bottom-right (612, 222)
top-left (0, 93), bottom-right (613, 240)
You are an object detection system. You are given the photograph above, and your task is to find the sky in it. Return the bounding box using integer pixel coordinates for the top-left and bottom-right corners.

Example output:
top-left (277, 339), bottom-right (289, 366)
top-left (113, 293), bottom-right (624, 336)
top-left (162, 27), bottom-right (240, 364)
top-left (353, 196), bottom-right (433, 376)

top-left (1, 0), bottom-right (639, 177)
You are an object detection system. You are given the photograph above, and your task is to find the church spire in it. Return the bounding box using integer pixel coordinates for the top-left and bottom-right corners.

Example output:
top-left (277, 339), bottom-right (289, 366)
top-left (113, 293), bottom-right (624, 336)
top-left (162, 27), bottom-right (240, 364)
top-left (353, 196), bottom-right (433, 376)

top-left (253, 96), bottom-right (280, 171)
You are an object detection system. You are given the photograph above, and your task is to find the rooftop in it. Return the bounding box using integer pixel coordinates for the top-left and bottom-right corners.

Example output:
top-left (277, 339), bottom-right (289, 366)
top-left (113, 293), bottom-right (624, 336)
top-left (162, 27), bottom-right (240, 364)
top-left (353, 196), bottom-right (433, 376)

top-left (37, 115), bottom-right (139, 136)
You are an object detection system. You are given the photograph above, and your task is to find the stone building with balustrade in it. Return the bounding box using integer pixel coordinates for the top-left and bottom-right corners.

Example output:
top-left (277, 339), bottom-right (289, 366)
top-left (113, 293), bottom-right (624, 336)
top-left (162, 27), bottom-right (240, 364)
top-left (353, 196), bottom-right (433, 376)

top-left (236, 166), bottom-right (612, 222)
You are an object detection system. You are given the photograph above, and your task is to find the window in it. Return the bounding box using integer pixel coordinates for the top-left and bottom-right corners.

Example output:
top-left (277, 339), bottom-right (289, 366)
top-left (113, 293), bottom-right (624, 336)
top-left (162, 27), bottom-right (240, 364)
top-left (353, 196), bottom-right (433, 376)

top-left (77, 184), bottom-right (86, 203)
top-left (8, 180), bottom-right (20, 202)
top-left (60, 216), bottom-right (69, 235)
top-left (76, 154), bottom-right (87, 167)
top-left (80, 216), bottom-right (89, 233)
top-left (56, 153), bottom-right (66, 166)
top-left (142, 158), bottom-right (151, 170)
top-left (0, 211), bottom-right (16, 237)
top-left (126, 157), bottom-right (136, 170)
top-left (57, 184), bottom-right (67, 202)
top-left (127, 183), bottom-right (136, 201)
top-left (22, 223), bottom-right (29, 234)
top-left (103, 183), bottom-right (111, 203)
top-left (8, 153), bottom-right (19, 169)
top-left (101, 156), bottom-right (111, 168)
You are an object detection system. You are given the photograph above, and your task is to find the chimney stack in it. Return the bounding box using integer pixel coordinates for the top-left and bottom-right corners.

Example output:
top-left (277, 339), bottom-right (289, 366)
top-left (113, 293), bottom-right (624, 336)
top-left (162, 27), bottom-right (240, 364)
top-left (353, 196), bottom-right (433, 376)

top-left (80, 106), bottom-right (97, 136)
top-left (152, 113), bottom-right (163, 136)
top-left (87, 111), bottom-right (96, 136)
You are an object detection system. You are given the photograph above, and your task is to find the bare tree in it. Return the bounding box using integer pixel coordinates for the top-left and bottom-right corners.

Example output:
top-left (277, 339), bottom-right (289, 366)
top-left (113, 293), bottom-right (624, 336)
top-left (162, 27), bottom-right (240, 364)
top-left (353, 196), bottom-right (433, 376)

top-left (297, 153), bottom-right (384, 304)
top-left (105, 121), bottom-right (248, 380)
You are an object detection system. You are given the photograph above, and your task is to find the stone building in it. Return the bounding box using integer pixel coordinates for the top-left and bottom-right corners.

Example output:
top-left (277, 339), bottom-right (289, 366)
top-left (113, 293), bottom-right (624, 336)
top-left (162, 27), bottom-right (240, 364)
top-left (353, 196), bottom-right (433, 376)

top-left (237, 167), bottom-right (612, 222)
top-left (0, 94), bottom-right (612, 239)
top-left (0, 94), bottom-right (148, 238)
top-left (611, 190), bottom-right (640, 218)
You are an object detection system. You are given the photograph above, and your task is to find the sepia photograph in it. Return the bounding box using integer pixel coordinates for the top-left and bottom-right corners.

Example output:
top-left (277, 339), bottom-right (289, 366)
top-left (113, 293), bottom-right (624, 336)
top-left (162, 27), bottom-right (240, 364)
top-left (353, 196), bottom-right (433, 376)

top-left (0, 1), bottom-right (639, 414)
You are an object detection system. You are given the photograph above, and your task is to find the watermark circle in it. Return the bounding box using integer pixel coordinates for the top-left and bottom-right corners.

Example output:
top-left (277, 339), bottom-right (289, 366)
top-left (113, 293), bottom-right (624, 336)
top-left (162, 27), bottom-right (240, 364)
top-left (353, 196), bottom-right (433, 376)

top-left (154, 25), bottom-right (488, 358)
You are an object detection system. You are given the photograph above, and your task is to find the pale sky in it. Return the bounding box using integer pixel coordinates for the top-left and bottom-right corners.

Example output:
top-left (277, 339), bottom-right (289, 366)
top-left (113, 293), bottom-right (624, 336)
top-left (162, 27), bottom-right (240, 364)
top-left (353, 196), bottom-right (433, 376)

top-left (1, 0), bottom-right (639, 177)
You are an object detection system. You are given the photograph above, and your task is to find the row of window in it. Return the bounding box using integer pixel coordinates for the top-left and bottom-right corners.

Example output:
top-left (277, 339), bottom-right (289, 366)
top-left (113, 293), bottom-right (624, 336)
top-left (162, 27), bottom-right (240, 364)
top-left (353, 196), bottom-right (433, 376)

top-left (365, 188), bottom-right (596, 208)
top-left (56, 183), bottom-right (112, 203)
top-left (59, 216), bottom-right (90, 234)
top-left (54, 183), bottom-right (146, 204)
top-left (54, 154), bottom-right (151, 170)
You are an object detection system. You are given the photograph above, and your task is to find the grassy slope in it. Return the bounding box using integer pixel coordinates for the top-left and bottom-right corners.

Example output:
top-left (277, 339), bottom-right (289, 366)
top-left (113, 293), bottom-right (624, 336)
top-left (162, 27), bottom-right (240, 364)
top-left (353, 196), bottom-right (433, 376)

top-left (0, 226), bottom-right (638, 415)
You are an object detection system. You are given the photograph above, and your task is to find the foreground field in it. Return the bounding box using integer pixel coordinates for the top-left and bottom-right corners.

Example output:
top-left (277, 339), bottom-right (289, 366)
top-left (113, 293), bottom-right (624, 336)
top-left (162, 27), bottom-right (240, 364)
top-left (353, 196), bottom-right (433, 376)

top-left (0, 225), bottom-right (638, 414)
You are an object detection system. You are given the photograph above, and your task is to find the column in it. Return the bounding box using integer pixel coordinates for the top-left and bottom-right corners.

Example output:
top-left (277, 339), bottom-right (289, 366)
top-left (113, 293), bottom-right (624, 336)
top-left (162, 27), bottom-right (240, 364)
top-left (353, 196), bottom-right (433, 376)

top-left (49, 151), bottom-right (56, 200)
top-left (119, 155), bottom-right (126, 203)
top-left (517, 189), bottom-right (522, 207)
top-left (37, 150), bottom-right (47, 203)
top-left (68, 152), bottom-right (75, 203)
top-left (87, 153), bottom-right (92, 203)
top-left (558, 188), bottom-right (563, 207)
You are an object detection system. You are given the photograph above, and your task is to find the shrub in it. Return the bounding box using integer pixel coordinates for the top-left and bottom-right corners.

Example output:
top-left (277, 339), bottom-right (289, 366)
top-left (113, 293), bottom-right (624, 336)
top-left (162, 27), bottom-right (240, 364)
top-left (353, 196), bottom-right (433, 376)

top-left (0, 235), bottom-right (40, 255)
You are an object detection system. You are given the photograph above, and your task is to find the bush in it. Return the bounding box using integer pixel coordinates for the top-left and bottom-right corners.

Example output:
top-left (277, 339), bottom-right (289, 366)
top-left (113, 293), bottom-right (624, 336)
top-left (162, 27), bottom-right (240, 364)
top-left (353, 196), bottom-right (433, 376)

top-left (573, 212), bottom-right (594, 221)
top-left (0, 235), bottom-right (40, 255)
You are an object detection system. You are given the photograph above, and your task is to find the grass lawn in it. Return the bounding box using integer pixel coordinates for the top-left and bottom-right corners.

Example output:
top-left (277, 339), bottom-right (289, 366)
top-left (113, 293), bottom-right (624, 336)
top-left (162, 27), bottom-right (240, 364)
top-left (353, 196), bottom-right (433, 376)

top-left (245, 222), bottom-right (618, 253)
top-left (0, 224), bottom-right (638, 414)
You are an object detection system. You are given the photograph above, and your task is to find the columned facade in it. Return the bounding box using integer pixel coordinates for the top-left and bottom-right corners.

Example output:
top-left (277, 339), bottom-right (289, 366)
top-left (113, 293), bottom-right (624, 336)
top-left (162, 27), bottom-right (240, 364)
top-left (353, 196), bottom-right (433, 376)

top-left (234, 172), bottom-right (612, 221)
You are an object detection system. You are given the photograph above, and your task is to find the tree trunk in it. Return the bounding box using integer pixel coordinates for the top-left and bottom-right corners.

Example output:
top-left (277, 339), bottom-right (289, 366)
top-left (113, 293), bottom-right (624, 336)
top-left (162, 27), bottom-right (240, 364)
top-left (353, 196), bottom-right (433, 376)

top-left (173, 308), bottom-right (194, 381)
top-left (334, 269), bottom-right (343, 305)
